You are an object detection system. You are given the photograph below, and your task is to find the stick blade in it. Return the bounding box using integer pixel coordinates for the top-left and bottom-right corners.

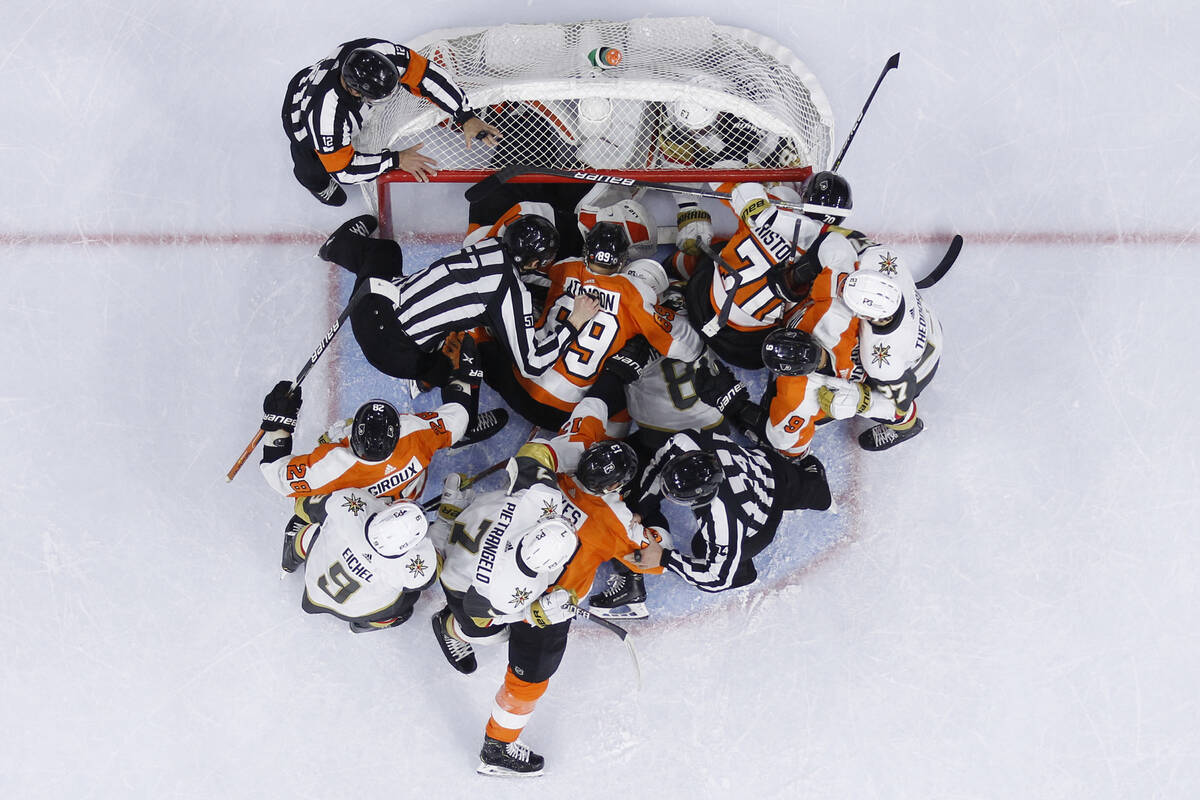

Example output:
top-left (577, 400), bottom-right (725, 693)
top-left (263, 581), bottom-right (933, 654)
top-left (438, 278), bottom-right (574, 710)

top-left (463, 165), bottom-right (525, 202)
top-left (916, 234), bottom-right (963, 290)
top-left (887, 52), bottom-right (901, 70)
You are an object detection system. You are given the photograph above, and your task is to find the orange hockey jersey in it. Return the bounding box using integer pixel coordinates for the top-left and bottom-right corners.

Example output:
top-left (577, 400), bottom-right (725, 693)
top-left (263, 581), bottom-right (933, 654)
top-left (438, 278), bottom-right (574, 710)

top-left (261, 402), bottom-right (467, 502)
top-left (513, 259), bottom-right (703, 412)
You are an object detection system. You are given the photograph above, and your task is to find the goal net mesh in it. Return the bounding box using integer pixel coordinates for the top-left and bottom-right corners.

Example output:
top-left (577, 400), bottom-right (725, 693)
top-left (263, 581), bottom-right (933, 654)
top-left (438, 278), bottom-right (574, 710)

top-left (358, 17), bottom-right (834, 196)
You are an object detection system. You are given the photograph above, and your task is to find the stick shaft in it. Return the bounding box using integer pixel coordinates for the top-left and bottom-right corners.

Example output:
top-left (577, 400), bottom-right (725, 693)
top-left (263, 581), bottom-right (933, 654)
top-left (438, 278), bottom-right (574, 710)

top-left (830, 52), bottom-right (901, 172)
top-left (226, 279), bottom-right (375, 482)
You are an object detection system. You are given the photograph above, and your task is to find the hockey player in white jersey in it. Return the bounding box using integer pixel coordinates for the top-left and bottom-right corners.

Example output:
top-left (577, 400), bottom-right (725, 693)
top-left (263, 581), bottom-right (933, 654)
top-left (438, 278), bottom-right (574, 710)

top-left (429, 442), bottom-right (579, 777)
top-left (282, 488), bottom-right (437, 633)
top-left (820, 264), bottom-right (944, 450)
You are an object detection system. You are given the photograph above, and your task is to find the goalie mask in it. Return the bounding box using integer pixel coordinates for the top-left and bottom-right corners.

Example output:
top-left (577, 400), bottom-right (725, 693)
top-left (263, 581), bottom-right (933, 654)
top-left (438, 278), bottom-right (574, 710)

top-left (342, 49), bottom-right (399, 102)
top-left (584, 222), bottom-right (630, 273)
top-left (350, 400), bottom-right (400, 462)
top-left (841, 271), bottom-right (903, 322)
top-left (761, 328), bottom-right (823, 376)
top-left (660, 450), bottom-right (724, 507)
top-left (365, 500), bottom-right (427, 558)
top-left (502, 214), bottom-right (560, 271)
top-left (517, 517), bottom-right (578, 573)
top-left (576, 440), bottom-right (638, 495)
top-left (800, 171), bottom-right (852, 225)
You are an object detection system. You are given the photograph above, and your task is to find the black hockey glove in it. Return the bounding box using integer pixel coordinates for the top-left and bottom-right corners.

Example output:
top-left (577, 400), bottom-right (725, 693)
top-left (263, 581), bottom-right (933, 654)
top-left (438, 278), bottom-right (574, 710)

top-left (604, 335), bottom-right (653, 382)
top-left (261, 381), bottom-right (301, 434)
top-left (694, 358), bottom-right (748, 415)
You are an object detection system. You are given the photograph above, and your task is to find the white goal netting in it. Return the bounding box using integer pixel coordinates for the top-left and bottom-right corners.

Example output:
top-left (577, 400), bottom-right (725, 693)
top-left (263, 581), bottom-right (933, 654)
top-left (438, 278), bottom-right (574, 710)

top-left (357, 17), bottom-right (835, 186)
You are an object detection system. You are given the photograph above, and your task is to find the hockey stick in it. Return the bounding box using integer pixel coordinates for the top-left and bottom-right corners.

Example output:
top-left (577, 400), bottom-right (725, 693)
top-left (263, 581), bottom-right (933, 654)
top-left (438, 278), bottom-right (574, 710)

top-left (419, 424), bottom-right (542, 512)
top-left (571, 605), bottom-right (642, 688)
top-left (419, 459), bottom-right (508, 512)
top-left (699, 242), bottom-right (743, 338)
top-left (915, 234), bottom-right (963, 290)
top-left (225, 278), bottom-right (380, 482)
top-left (831, 52), bottom-right (901, 172)
top-left (465, 166), bottom-right (808, 213)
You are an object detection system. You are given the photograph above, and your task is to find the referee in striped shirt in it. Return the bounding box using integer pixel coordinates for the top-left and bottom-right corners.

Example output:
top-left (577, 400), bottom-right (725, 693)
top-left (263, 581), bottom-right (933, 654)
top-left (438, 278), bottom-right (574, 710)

top-left (282, 38), bottom-right (500, 205)
top-left (321, 214), bottom-right (600, 388)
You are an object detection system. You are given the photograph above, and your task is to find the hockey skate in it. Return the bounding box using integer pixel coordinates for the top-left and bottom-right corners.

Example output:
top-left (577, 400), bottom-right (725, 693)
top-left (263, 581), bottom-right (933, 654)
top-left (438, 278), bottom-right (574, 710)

top-left (310, 177), bottom-right (347, 207)
top-left (349, 606), bottom-right (413, 634)
top-left (318, 214), bottom-right (378, 262)
top-left (452, 408), bottom-right (509, 449)
top-left (431, 607), bottom-right (477, 674)
top-left (858, 417), bottom-right (925, 452)
top-left (477, 736), bottom-right (545, 777)
top-left (280, 515), bottom-right (308, 574)
top-left (587, 565), bottom-right (648, 620)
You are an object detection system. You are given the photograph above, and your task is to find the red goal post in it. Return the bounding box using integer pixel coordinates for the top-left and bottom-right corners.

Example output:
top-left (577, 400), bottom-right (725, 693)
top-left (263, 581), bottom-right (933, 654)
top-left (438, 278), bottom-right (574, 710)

top-left (358, 18), bottom-right (835, 239)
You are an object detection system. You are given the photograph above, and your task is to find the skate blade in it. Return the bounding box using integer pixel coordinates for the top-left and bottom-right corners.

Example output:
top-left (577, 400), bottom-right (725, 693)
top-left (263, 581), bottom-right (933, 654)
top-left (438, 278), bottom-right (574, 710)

top-left (476, 763), bottom-right (544, 778)
top-left (588, 603), bottom-right (648, 620)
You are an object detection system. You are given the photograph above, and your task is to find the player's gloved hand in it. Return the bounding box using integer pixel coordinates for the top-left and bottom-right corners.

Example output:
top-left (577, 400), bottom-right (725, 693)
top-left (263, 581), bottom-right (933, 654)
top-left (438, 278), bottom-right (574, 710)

top-left (675, 201), bottom-right (714, 257)
top-left (731, 182), bottom-right (769, 224)
top-left (694, 357), bottom-right (749, 415)
top-left (261, 381), bottom-right (301, 433)
top-left (816, 380), bottom-right (870, 420)
top-left (604, 335), bottom-right (653, 382)
top-left (524, 589), bottom-right (577, 628)
top-left (448, 333), bottom-right (484, 389)
top-left (438, 472), bottom-right (476, 523)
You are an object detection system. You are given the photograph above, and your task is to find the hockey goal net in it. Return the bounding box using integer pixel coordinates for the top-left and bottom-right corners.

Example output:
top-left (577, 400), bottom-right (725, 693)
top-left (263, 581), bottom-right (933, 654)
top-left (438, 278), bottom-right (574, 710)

top-left (358, 17), bottom-right (835, 235)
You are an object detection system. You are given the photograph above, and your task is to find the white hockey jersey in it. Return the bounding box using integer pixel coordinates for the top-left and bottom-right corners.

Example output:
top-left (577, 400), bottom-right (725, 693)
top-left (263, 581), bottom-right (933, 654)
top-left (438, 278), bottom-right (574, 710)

top-left (853, 250), bottom-right (944, 420)
top-left (302, 489), bottom-right (438, 620)
top-left (439, 483), bottom-right (569, 625)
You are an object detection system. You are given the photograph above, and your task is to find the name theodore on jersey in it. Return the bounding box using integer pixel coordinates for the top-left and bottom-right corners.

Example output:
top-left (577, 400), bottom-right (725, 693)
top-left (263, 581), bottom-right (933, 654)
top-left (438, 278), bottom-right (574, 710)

top-left (475, 498), bottom-right (519, 585)
top-left (365, 457), bottom-right (423, 497)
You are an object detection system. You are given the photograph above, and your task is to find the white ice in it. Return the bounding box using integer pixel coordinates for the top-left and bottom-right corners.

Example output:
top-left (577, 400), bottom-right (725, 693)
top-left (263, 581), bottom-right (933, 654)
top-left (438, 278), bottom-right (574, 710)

top-left (2, 2), bottom-right (1198, 798)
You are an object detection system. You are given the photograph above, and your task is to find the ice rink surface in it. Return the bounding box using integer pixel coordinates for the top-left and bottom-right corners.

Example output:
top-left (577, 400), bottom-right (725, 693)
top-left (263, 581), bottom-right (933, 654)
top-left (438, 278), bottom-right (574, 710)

top-left (3, 2), bottom-right (1198, 798)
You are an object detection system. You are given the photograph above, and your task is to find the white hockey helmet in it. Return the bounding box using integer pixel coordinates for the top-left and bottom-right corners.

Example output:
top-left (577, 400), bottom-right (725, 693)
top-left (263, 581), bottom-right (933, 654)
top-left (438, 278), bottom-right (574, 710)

top-left (577, 96), bottom-right (614, 137)
top-left (517, 516), bottom-right (577, 573)
top-left (623, 258), bottom-right (670, 298)
top-left (364, 500), bottom-right (428, 558)
top-left (670, 97), bottom-right (718, 130)
top-left (841, 271), bottom-right (903, 321)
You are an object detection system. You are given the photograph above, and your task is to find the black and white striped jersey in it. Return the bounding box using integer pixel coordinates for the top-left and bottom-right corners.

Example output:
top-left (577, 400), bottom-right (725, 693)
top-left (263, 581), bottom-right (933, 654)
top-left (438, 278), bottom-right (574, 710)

top-left (634, 429), bottom-right (778, 593)
top-left (282, 37), bottom-right (473, 184)
top-left (379, 238), bottom-right (580, 379)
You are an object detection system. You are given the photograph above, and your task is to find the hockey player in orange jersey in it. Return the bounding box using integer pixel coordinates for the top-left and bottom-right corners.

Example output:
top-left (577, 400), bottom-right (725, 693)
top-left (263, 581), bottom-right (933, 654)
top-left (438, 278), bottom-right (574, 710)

top-left (679, 172), bottom-right (858, 368)
top-left (257, 335), bottom-right (505, 571)
top-left (483, 220), bottom-right (703, 429)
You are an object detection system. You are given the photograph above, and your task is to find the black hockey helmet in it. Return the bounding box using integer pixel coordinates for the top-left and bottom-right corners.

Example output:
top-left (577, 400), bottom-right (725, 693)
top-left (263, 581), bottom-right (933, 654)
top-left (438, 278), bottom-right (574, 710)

top-left (660, 450), bottom-right (723, 507)
top-left (350, 400), bottom-right (401, 462)
top-left (576, 440), bottom-right (638, 495)
top-left (502, 215), bottom-right (560, 271)
top-left (584, 222), bottom-right (630, 273)
top-left (342, 49), bottom-right (399, 102)
top-left (761, 328), bottom-right (823, 376)
top-left (800, 171), bottom-right (852, 225)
